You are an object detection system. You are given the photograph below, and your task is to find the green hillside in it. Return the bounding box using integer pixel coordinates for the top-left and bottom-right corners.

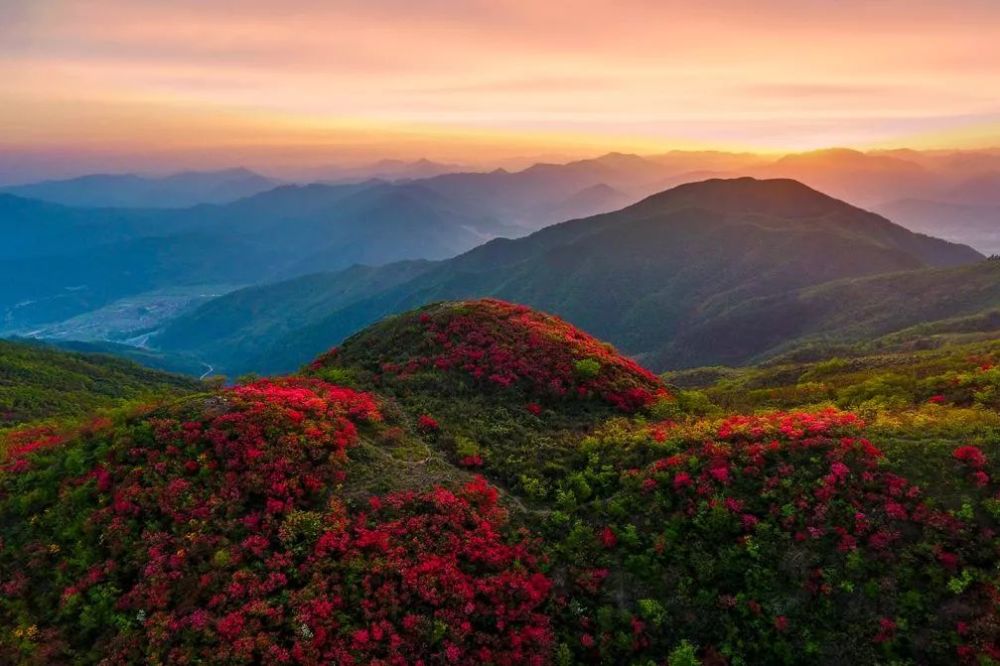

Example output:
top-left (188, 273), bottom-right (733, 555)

top-left (3, 299), bottom-right (998, 664)
top-left (652, 258), bottom-right (1000, 368)
top-left (666, 337), bottom-right (1000, 412)
top-left (0, 339), bottom-right (201, 429)
top-left (152, 261), bottom-right (435, 371)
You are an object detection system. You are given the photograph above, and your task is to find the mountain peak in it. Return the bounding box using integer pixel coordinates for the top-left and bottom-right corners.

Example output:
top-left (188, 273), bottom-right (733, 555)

top-left (627, 176), bottom-right (844, 218)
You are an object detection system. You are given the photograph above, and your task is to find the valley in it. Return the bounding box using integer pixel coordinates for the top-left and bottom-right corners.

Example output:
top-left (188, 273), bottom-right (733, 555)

top-left (0, 284), bottom-right (244, 344)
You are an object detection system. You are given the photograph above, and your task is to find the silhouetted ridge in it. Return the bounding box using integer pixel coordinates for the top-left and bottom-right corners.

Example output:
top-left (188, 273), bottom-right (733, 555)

top-left (625, 177), bottom-right (846, 218)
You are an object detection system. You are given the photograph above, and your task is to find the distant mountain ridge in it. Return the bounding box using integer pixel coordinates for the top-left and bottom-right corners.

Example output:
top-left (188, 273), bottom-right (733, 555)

top-left (0, 180), bottom-right (509, 332)
top-left (154, 177), bottom-right (986, 375)
top-left (5, 146), bottom-right (1000, 357)
top-left (874, 199), bottom-right (1000, 256)
top-left (652, 259), bottom-right (1000, 368)
top-left (1, 168), bottom-right (279, 208)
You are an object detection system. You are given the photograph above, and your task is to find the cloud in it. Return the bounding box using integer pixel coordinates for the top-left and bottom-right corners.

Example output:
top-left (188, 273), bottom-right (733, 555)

top-left (1, 0), bottom-right (999, 166)
top-left (741, 84), bottom-right (899, 100)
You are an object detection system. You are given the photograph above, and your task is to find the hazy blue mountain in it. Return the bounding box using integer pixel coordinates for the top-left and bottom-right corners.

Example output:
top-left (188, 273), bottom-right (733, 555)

top-left (944, 172), bottom-right (1000, 206)
top-left (2, 168), bottom-right (279, 208)
top-left (875, 199), bottom-right (1000, 255)
top-left (414, 152), bottom-right (681, 230)
top-left (0, 233), bottom-right (264, 330)
top-left (0, 194), bottom-right (183, 260)
top-left (0, 181), bottom-right (507, 332)
top-left (151, 261), bottom-right (435, 371)
top-left (527, 183), bottom-right (637, 227)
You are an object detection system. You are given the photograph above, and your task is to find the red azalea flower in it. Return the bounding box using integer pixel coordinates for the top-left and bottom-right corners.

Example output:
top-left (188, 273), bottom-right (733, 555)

top-left (417, 414), bottom-right (440, 431)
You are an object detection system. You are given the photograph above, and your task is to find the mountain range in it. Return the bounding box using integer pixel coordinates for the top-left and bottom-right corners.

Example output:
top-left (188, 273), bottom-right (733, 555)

top-left (0, 168), bottom-right (279, 208)
top-left (3, 148), bottom-right (1000, 372)
top-left (0, 181), bottom-right (509, 332)
top-left (153, 177), bottom-right (990, 375)
top-left (6, 147), bottom-right (998, 247)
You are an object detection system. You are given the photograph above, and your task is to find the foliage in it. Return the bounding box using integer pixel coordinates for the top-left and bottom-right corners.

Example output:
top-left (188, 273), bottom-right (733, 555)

top-left (0, 378), bottom-right (552, 664)
top-left (317, 300), bottom-right (669, 414)
top-left (667, 339), bottom-right (1000, 414)
top-left (0, 339), bottom-right (199, 432)
top-left (3, 300), bottom-right (1000, 665)
top-left (538, 410), bottom-right (999, 663)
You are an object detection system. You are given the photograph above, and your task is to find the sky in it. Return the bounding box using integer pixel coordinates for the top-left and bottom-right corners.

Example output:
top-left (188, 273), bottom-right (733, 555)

top-left (1, 0), bottom-right (999, 179)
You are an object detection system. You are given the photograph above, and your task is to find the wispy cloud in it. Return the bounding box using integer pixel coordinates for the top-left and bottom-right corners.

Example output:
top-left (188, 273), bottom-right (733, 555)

top-left (1, 0), bottom-right (998, 171)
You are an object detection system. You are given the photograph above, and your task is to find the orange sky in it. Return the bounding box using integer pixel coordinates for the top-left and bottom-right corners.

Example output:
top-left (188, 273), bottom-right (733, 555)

top-left (1, 0), bottom-right (999, 174)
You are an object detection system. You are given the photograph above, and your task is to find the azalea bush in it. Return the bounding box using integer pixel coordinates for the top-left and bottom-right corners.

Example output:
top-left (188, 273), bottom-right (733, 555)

top-left (539, 409), bottom-right (1000, 664)
top-left (317, 299), bottom-right (670, 413)
top-left (0, 378), bottom-right (553, 664)
top-left (307, 299), bottom-right (674, 501)
top-left (924, 359), bottom-right (1000, 409)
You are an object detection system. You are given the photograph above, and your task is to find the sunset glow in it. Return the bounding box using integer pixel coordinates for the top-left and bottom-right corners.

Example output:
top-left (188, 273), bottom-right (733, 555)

top-left (2, 0), bottom-right (999, 176)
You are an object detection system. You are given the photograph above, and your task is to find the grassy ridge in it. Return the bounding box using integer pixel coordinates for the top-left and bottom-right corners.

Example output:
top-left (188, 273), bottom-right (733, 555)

top-left (0, 339), bottom-right (201, 429)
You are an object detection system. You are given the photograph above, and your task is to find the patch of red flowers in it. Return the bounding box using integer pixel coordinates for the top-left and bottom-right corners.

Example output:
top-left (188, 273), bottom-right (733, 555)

top-left (2, 416), bottom-right (115, 474)
top-left (459, 454), bottom-right (484, 467)
top-left (716, 407), bottom-right (865, 442)
top-left (953, 445), bottom-right (987, 469)
top-left (321, 299), bottom-right (670, 413)
top-left (1, 425), bottom-right (68, 473)
top-left (953, 445), bottom-right (992, 487)
top-left (416, 414), bottom-right (440, 431)
top-left (0, 378), bottom-right (556, 664)
top-left (567, 408), bottom-right (1000, 663)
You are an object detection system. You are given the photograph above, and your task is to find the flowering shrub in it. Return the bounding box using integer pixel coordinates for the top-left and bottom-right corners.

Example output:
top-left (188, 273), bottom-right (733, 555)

top-left (544, 409), bottom-right (1000, 663)
top-left (924, 359), bottom-right (1000, 409)
top-left (316, 299), bottom-right (669, 413)
top-left (286, 477), bottom-right (553, 665)
top-left (0, 378), bottom-right (538, 663)
top-left (953, 444), bottom-right (994, 489)
top-left (1, 424), bottom-right (69, 473)
top-left (416, 414), bottom-right (440, 432)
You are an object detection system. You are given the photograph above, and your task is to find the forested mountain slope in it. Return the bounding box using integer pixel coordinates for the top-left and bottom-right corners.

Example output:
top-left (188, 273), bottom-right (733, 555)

top-left (156, 178), bottom-right (985, 375)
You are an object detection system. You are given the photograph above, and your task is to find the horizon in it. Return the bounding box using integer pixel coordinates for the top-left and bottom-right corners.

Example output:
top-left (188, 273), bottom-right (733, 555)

top-left (4, 144), bottom-right (1000, 188)
top-left (3, 1), bottom-right (1000, 183)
